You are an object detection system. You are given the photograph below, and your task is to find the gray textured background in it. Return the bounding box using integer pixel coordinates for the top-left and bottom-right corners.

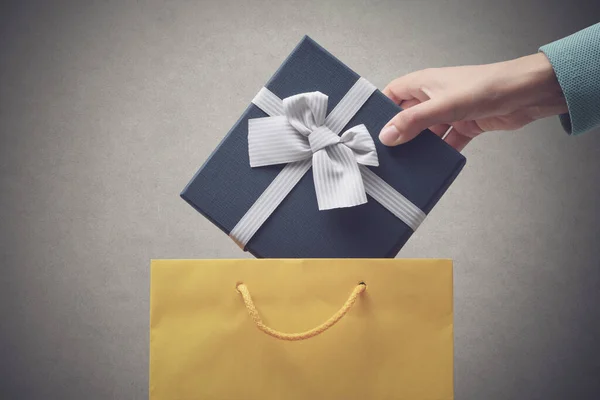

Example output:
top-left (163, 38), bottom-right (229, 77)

top-left (1, 1), bottom-right (599, 399)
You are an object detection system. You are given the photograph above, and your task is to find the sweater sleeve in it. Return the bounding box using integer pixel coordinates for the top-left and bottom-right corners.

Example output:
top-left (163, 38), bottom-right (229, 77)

top-left (539, 23), bottom-right (600, 136)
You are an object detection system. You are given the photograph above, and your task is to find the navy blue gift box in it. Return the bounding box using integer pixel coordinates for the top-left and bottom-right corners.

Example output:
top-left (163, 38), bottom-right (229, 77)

top-left (181, 36), bottom-right (466, 258)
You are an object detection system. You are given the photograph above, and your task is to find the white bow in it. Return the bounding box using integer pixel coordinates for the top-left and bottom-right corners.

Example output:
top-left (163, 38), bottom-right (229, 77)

top-left (248, 91), bottom-right (378, 210)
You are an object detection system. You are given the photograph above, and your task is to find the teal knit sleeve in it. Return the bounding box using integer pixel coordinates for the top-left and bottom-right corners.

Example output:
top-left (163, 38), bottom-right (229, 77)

top-left (539, 23), bottom-right (600, 135)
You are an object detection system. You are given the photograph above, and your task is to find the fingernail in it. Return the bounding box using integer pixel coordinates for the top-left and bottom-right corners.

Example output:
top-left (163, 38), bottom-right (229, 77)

top-left (379, 125), bottom-right (401, 145)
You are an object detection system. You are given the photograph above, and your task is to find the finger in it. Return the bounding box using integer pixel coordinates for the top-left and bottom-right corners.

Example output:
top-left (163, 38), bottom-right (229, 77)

top-left (428, 123), bottom-right (452, 137)
top-left (383, 71), bottom-right (426, 104)
top-left (451, 120), bottom-right (484, 137)
top-left (379, 99), bottom-right (455, 146)
top-left (399, 98), bottom-right (421, 109)
top-left (443, 128), bottom-right (472, 151)
top-left (400, 99), bottom-right (450, 137)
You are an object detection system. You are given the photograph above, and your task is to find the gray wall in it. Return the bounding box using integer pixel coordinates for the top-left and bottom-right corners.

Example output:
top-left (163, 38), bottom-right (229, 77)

top-left (1, 1), bottom-right (599, 398)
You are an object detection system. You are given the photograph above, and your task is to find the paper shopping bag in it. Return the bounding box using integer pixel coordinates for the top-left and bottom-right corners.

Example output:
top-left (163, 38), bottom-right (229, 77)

top-left (150, 259), bottom-right (453, 400)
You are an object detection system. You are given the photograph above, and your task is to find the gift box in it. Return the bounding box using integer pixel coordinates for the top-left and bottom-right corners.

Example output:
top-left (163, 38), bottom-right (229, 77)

top-left (181, 36), bottom-right (466, 258)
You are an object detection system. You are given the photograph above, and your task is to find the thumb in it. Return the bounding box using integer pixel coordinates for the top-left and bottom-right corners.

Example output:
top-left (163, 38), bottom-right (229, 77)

top-left (379, 99), bottom-right (454, 146)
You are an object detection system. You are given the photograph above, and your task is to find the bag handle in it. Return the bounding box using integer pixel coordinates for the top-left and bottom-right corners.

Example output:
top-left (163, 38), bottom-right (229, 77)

top-left (236, 282), bottom-right (366, 341)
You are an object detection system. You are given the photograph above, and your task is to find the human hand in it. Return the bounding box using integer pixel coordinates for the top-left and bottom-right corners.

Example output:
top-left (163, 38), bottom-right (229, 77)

top-left (379, 53), bottom-right (568, 151)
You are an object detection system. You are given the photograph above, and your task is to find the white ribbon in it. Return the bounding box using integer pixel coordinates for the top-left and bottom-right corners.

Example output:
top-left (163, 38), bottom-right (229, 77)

top-left (229, 77), bottom-right (426, 249)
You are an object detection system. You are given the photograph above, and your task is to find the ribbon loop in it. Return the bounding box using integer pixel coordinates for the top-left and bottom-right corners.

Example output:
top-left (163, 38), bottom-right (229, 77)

top-left (283, 91), bottom-right (328, 135)
top-left (248, 116), bottom-right (311, 167)
top-left (340, 124), bottom-right (379, 167)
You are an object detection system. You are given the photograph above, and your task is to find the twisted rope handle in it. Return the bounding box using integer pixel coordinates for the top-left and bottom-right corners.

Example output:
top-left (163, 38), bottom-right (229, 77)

top-left (236, 282), bottom-right (366, 341)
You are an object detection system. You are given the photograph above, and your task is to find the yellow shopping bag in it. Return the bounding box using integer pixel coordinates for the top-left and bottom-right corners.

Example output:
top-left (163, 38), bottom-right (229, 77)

top-left (150, 259), bottom-right (453, 400)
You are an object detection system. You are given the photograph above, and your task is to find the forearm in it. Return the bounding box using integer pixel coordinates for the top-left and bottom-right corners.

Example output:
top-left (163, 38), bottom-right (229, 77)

top-left (493, 53), bottom-right (568, 120)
